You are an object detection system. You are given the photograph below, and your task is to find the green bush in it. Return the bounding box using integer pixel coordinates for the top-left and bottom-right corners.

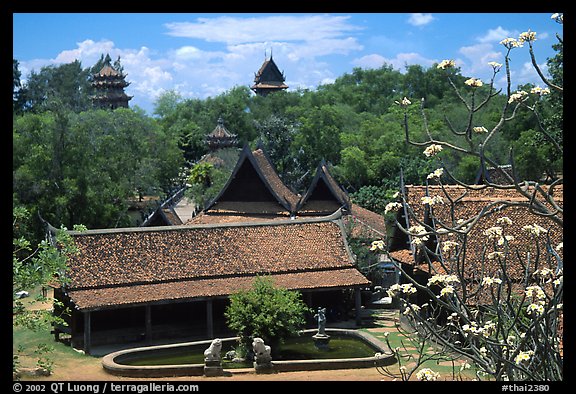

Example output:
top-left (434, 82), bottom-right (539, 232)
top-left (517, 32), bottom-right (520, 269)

top-left (224, 276), bottom-right (309, 358)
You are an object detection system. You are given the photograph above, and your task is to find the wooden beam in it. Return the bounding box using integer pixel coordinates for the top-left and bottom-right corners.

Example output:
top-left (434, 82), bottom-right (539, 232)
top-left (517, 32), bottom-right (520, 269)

top-left (83, 311), bottom-right (91, 355)
top-left (354, 287), bottom-right (362, 327)
top-left (145, 305), bottom-right (152, 343)
top-left (206, 299), bottom-right (214, 339)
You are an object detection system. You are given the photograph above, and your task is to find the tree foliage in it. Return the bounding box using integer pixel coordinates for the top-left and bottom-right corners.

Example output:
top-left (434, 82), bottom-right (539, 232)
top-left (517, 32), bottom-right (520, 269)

top-left (224, 276), bottom-right (309, 357)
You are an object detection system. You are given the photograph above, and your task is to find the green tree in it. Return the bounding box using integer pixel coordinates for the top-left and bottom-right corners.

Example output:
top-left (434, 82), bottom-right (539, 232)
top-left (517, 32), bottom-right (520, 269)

top-left (13, 205), bottom-right (82, 377)
top-left (225, 276), bottom-right (309, 358)
top-left (13, 107), bottom-right (183, 234)
top-left (19, 60), bottom-right (92, 113)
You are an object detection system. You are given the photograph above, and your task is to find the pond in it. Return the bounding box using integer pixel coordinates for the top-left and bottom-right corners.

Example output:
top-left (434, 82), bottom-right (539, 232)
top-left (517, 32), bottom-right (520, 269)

top-left (102, 328), bottom-right (395, 377)
top-left (120, 333), bottom-right (379, 368)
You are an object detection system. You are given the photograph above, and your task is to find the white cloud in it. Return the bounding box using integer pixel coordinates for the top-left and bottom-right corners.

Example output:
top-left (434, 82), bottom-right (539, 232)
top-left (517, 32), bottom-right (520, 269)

top-left (477, 26), bottom-right (517, 43)
top-left (352, 54), bottom-right (387, 69)
top-left (407, 13), bottom-right (435, 27)
top-left (164, 15), bottom-right (362, 45)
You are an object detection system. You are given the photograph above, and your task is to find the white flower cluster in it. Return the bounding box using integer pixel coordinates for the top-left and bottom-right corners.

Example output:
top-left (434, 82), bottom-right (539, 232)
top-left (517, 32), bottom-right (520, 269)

top-left (427, 168), bottom-right (444, 180)
top-left (461, 320), bottom-right (496, 338)
top-left (384, 201), bottom-right (402, 215)
top-left (482, 276), bottom-right (503, 286)
top-left (437, 59), bottom-right (456, 70)
top-left (530, 86), bottom-right (551, 96)
top-left (441, 240), bottom-right (459, 253)
top-left (403, 303), bottom-right (421, 316)
top-left (394, 97), bottom-right (412, 107)
top-left (472, 126), bottom-right (488, 134)
top-left (514, 350), bottom-right (534, 365)
top-left (387, 283), bottom-right (417, 297)
top-left (465, 78), bottom-right (483, 88)
top-left (408, 225), bottom-right (429, 246)
top-left (519, 30), bottom-right (537, 43)
top-left (522, 223), bottom-right (548, 237)
top-left (500, 37), bottom-right (524, 49)
top-left (525, 285), bottom-right (546, 317)
top-left (508, 90), bottom-right (529, 104)
top-left (421, 195), bottom-right (444, 206)
top-left (416, 368), bottom-right (440, 381)
top-left (369, 240), bottom-right (385, 251)
top-left (533, 268), bottom-right (553, 281)
top-left (427, 274), bottom-right (460, 287)
top-left (488, 61), bottom-right (503, 71)
top-left (483, 226), bottom-right (514, 246)
top-left (496, 216), bottom-right (513, 226)
top-left (551, 13), bottom-right (563, 24)
top-left (423, 144), bottom-right (443, 157)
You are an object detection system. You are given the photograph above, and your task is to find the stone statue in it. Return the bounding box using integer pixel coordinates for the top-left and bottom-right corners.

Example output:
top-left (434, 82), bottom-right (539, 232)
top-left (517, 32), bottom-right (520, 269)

top-left (203, 338), bottom-right (222, 362)
top-left (252, 337), bottom-right (273, 373)
top-left (252, 337), bottom-right (271, 363)
top-left (314, 307), bottom-right (327, 336)
top-left (203, 338), bottom-right (224, 376)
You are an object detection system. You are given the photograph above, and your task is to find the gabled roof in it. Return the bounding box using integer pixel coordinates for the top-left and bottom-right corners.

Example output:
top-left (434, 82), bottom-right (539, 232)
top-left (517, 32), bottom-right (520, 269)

top-left (251, 55), bottom-right (288, 94)
top-left (63, 211), bottom-right (370, 310)
top-left (204, 144), bottom-right (300, 214)
top-left (297, 160), bottom-right (350, 214)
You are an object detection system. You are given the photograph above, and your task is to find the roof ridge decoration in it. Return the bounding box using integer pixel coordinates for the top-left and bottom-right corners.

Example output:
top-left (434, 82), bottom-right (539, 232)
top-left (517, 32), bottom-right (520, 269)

top-left (67, 209), bottom-right (345, 236)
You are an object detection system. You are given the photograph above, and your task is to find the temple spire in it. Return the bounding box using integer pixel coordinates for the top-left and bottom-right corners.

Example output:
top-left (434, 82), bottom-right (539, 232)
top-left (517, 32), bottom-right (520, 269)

top-left (251, 52), bottom-right (288, 97)
top-left (90, 53), bottom-right (132, 110)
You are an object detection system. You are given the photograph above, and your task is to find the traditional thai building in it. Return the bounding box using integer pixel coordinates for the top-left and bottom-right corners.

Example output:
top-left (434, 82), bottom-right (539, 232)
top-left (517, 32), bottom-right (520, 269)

top-left (90, 54), bottom-right (132, 110)
top-left (51, 212), bottom-right (370, 354)
top-left (50, 144), bottom-right (389, 353)
top-left (205, 117), bottom-right (238, 151)
top-left (251, 54), bottom-right (288, 96)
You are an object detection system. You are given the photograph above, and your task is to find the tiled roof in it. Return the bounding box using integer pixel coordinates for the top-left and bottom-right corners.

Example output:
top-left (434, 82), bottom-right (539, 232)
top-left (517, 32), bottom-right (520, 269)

top-left (400, 185), bottom-right (563, 280)
top-left (68, 268), bottom-right (368, 311)
top-left (345, 204), bottom-right (387, 239)
top-left (64, 213), bottom-right (369, 310)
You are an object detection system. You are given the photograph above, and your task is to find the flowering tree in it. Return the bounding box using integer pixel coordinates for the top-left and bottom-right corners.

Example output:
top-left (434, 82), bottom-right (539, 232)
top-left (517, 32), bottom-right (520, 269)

top-left (376, 14), bottom-right (563, 381)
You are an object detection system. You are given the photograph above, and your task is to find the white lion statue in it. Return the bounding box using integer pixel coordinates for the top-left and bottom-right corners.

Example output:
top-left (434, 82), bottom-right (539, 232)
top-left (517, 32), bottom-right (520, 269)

top-left (203, 338), bottom-right (222, 362)
top-left (252, 337), bottom-right (271, 363)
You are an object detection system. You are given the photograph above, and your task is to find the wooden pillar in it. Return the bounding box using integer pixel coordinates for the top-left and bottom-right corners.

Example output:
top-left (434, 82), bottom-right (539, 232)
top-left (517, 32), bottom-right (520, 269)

top-left (206, 299), bottom-right (214, 339)
top-left (70, 309), bottom-right (79, 349)
top-left (83, 311), bottom-right (91, 355)
top-left (145, 305), bottom-right (152, 343)
top-left (354, 287), bottom-right (362, 327)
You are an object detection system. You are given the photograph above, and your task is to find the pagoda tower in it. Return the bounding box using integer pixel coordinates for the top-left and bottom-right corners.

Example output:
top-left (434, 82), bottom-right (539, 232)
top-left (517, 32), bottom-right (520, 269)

top-left (251, 53), bottom-right (288, 96)
top-left (206, 117), bottom-right (238, 151)
top-left (90, 54), bottom-right (132, 110)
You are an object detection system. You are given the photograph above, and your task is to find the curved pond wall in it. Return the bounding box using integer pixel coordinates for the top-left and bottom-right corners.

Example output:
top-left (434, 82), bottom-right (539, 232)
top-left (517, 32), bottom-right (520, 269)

top-left (102, 329), bottom-right (395, 378)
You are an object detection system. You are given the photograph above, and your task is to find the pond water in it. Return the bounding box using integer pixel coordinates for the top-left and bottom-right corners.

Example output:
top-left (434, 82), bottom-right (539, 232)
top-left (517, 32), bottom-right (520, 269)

top-left (120, 334), bottom-right (379, 368)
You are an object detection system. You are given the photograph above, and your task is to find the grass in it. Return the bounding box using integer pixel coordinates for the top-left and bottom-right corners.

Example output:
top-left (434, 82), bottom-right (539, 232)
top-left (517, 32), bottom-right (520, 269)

top-left (13, 289), bottom-right (480, 381)
top-left (361, 316), bottom-right (481, 381)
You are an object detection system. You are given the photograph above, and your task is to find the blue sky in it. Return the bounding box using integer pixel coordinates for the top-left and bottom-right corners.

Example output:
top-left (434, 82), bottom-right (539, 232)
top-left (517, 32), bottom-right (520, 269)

top-left (13, 13), bottom-right (563, 115)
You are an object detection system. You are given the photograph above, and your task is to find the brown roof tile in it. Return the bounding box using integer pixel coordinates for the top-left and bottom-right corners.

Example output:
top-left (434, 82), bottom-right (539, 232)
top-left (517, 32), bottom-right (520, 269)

top-left (68, 268), bottom-right (369, 311)
top-left (64, 214), bottom-right (369, 310)
top-left (401, 185), bottom-right (563, 281)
